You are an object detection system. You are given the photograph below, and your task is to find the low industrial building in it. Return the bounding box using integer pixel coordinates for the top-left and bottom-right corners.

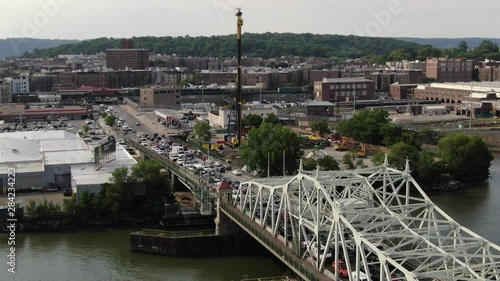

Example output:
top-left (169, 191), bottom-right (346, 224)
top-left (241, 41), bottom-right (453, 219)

top-left (71, 143), bottom-right (137, 202)
top-left (0, 104), bottom-right (90, 123)
top-left (306, 101), bottom-right (336, 117)
top-left (0, 131), bottom-right (136, 202)
top-left (207, 106), bottom-right (278, 129)
top-left (414, 82), bottom-right (500, 104)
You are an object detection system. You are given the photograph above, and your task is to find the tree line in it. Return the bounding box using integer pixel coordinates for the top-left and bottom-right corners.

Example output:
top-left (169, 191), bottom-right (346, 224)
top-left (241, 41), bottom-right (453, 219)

top-left (20, 34), bottom-right (500, 64)
top-left (26, 160), bottom-right (176, 222)
top-left (22, 33), bottom-right (419, 60)
top-left (226, 110), bottom-right (493, 190)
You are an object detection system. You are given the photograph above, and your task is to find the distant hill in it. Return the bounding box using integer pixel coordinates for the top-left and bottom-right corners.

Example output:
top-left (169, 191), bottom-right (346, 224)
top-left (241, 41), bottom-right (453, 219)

top-left (395, 37), bottom-right (500, 49)
top-left (20, 33), bottom-right (421, 59)
top-left (0, 38), bottom-right (79, 59)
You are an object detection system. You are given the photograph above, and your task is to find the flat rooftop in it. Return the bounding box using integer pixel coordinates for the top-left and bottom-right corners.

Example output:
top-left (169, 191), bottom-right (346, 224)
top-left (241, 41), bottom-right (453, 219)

top-left (71, 145), bottom-right (137, 186)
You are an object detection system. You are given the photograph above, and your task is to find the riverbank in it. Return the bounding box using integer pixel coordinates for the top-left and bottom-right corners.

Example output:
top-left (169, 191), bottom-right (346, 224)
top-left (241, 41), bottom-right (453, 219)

top-left (0, 216), bottom-right (157, 233)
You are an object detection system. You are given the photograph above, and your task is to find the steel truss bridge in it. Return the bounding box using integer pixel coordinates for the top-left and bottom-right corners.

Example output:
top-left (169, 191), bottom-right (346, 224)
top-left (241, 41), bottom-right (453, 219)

top-left (127, 139), bottom-right (500, 281)
top-left (229, 159), bottom-right (500, 281)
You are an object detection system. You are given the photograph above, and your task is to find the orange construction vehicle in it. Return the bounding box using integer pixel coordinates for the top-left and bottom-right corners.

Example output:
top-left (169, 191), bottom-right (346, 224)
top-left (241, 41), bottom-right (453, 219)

top-left (334, 137), bottom-right (348, 151)
top-left (356, 144), bottom-right (367, 158)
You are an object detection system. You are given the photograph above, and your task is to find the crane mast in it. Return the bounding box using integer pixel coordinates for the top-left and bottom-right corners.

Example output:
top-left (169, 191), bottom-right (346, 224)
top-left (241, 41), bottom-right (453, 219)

top-left (226, 9), bottom-right (243, 148)
top-left (235, 8), bottom-right (243, 147)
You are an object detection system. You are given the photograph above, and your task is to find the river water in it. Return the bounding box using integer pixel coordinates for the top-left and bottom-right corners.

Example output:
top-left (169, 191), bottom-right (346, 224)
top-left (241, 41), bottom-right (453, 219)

top-left (1, 157), bottom-right (499, 281)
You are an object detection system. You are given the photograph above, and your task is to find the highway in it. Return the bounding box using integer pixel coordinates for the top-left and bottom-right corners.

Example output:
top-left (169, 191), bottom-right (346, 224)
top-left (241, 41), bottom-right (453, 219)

top-left (103, 104), bottom-right (253, 186)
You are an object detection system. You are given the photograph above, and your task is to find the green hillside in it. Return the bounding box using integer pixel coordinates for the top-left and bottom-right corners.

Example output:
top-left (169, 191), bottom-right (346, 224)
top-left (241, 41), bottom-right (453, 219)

top-left (21, 33), bottom-right (420, 59)
top-left (0, 38), bottom-right (79, 59)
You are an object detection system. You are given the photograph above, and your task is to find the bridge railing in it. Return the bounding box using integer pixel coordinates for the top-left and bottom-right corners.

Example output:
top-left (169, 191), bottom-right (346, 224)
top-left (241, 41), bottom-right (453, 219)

top-left (125, 138), bottom-right (208, 200)
top-left (219, 199), bottom-right (326, 281)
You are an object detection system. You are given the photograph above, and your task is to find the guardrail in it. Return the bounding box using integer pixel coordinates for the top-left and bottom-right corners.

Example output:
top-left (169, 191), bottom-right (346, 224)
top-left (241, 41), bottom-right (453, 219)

top-left (124, 138), bottom-right (209, 201)
top-left (219, 199), bottom-right (326, 281)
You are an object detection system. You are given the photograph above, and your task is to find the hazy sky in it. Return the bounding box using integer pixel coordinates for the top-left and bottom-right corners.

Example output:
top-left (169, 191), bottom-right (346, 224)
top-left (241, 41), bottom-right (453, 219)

top-left (1, 0), bottom-right (499, 40)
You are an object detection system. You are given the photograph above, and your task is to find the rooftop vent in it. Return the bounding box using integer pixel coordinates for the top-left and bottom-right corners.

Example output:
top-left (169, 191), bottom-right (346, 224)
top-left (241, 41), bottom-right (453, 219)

top-left (12, 149), bottom-right (17, 153)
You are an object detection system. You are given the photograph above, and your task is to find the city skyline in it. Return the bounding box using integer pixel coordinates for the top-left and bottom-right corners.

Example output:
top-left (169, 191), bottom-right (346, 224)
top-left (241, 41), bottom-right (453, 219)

top-left (1, 0), bottom-right (500, 40)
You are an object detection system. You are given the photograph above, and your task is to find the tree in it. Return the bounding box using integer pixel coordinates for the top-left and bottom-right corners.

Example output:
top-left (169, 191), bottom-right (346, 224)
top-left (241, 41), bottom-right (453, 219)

top-left (104, 167), bottom-right (133, 218)
top-left (310, 120), bottom-right (329, 136)
top-left (101, 112), bottom-right (108, 118)
top-left (243, 114), bottom-right (263, 129)
top-left (130, 160), bottom-right (169, 217)
top-left (437, 133), bottom-right (493, 182)
top-left (83, 124), bottom-right (90, 134)
top-left (336, 109), bottom-right (390, 145)
top-left (386, 142), bottom-right (420, 171)
top-left (342, 152), bottom-right (366, 170)
top-left (318, 155), bottom-right (340, 171)
top-left (458, 41), bottom-right (468, 52)
top-left (414, 150), bottom-right (442, 185)
top-left (194, 122), bottom-right (212, 143)
top-left (104, 115), bottom-right (116, 126)
top-left (264, 113), bottom-right (280, 125)
top-left (240, 123), bottom-right (302, 177)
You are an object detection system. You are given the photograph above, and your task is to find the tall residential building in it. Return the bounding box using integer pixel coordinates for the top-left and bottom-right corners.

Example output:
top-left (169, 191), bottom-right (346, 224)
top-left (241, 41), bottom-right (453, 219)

top-left (106, 49), bottom-right (150, 70)
top-left (8, 77), bottom-right (30, 94)
top-left (140, 87), bottom-right (181, 109)
top-left (425, 57), bottom-right (473, 82)
top-left (0, 80), bottom-right (12, 104)
top-left (313, 78), bottom-right (375, 102)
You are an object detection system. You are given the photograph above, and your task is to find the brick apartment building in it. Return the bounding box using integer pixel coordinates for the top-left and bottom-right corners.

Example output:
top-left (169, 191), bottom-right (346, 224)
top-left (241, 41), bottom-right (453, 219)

top-left (425, 57), bottom-right (473, 82)
top-left (106, 49), bottom-right (150, 70)
top-left (140, 87), bottom-right (181, 109)
top-left (313, 78), bottom-right (375, 102)
top-left (390, 84), bottom-right (418, 99)
top-left (309, 70), bottom-right (341, 84)
top-left (58, 71), bottom-right (152, 88)
top-left (28, 74), bottom-right (59, 92)
top-left (479, 67), bottom-right (500, 82)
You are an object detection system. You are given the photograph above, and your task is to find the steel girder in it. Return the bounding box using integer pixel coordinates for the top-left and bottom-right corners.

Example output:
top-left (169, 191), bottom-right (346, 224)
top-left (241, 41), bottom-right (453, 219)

top-left (231, 159), bottom-right (500, 281)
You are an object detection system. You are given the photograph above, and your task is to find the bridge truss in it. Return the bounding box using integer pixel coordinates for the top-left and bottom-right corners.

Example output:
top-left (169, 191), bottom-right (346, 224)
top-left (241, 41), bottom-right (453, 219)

top-left (231, 158), bottom-right (500, 281)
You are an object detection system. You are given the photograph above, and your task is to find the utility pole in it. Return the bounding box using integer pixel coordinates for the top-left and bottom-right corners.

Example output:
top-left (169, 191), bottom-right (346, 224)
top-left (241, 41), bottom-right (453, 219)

top-left (235, 8), bottom-right (243, 148)
top-left (283, 149), bottom-right (285, 176)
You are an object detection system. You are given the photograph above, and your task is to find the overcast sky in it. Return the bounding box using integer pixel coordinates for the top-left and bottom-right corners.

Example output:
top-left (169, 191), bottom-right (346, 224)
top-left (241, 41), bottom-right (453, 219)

top-left (1, 0), bottom-right (499, 40)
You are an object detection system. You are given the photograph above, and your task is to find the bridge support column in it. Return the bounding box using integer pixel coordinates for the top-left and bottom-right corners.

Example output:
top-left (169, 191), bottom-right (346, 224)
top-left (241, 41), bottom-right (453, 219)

top-left (170, 172), bottom-right (176, 192)
top-left (215, 192), bottom-right (220, 235)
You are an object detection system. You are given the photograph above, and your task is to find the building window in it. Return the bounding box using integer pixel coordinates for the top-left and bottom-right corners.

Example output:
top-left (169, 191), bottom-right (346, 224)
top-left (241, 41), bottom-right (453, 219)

top-left (341, 84), bottom-right (345, 89)
top-left (362, 90), bottom-right (367, 95)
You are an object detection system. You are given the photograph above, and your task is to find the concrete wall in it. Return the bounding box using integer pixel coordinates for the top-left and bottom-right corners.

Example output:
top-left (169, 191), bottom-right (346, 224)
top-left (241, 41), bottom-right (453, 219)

top-left (44, 165), bottom-right (71, 188)
top-left (0, 172), bottom-right (45, 190)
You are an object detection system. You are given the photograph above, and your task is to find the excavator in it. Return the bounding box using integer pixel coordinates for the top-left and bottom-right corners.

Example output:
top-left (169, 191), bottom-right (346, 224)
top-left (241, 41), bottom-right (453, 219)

top-left (356, 144), bottom-right (367, 158)
top-left (334, 137), bottom-right (348, 151)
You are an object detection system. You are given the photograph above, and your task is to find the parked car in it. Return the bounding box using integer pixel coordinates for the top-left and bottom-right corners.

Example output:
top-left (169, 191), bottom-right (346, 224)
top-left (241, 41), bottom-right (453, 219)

top-left (232, 169), bottom-right (242, 176)
top-left (63, 189), bottom-right (72, 197)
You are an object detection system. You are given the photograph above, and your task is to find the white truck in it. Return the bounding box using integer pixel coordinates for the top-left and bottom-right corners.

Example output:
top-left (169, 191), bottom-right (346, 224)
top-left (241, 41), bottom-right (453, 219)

top-left (171, 145), bottom-right (184, 154)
